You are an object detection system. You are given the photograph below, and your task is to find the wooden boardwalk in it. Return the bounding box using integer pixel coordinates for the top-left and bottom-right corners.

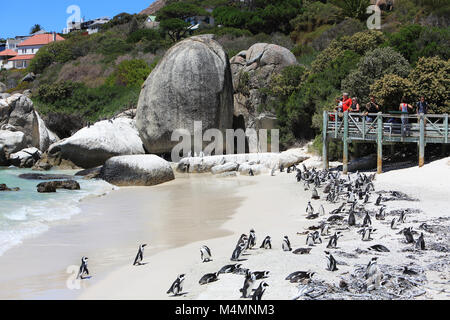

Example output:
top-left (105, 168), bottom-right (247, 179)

top-left (322, 111), bottom-right (449, 174)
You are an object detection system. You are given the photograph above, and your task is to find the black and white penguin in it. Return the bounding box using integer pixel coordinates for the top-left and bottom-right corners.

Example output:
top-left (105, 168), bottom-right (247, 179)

top-left (359, 227), bottom-right (376, 241)
top-left (348, 209), bottom-right (356, 226)
top-left (240, 270), bottom-right (256, 298)
top-left (282, 236), bottom-right (292, 252)
top-left (199, 272), bottom-right (219, 285)
top-left (252, 282), bottom-right (269, 301)
top-left (306, 201), bottom-right (314, 215)
top-left (363, 211), bottom-right (372, 227)
top-left (292, 248), bottom-right (312, 255)
top-left (415, 233), bottom-right (425, 250)
top-left (306, 233), bottom-right (315, 246)
top-left (326, 232), bottom-right (342, 249)
top-left (325, 251), bottom-right (338, 271)
top-left (77, 256), bottom-right (90, 280)
top-left (375, 194), bottom-right (382, 206)
top-left (296, 170), bottom-right (302, 182)
top-left (249, 169), bottom-right (254, 176)
top-left (399, 210), bottom-right (407, 223)
top-left (312, 188), bottom-right (320, 200)
top-left (248, 229), bottom-right (256, 249)
top-left (236, 234), bottom-right (249, 249)
top-left (375, 207), bottom-right (386, 220)
top-left (320, 223), bottom-right (330, 236)
top-left (200, 245), bottom-right (212, 263)
top-left (391, 217), bottom-right (399, 229)
top-left (364, 193), bottom-right (370, 204)
top-left (331, 203), bottom-right (345, 215)
top-left (365, 257), bottom-right (379, 279)
top-left (403, 227), bottom-right (415, 244)
top-left (167, 274), bottom-right (185, 296)
top-left (133, 244), bottom-right (147, 266)
top-left (219, 264), bottom-right (242, 274)
top-left (285, 271), bottom-right (315, 283)
top-left (253, 271), bottom-right (270, 280)
top-left (231, 242), bottom-right (246, 261)
top-left (319, 205), bottom-right (325, 217)
top-left (368, 244), bottom-right (390, 252)
top-left (312, 231), bottom-right (322, 244)
top-left (260, 236), bottom-right (272, 249)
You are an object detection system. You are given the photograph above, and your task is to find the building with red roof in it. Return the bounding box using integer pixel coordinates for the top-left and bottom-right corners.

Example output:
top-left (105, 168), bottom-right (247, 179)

top-left (0, 49), bottom-right (18, 70)
top-left (7, 33), bottom-right (65, 69)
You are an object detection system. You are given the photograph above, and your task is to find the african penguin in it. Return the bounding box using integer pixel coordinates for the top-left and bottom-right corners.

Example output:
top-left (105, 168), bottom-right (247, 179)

top-left (252, 282), bottom-right (269, 301)
top-left (240, 270), bottom-right (256, 298)
top-left (282, 236), bottom-right (292, 252)
top-left (133, 244), bottom-right (147, 266)
top-left (415, 233), bottom-right (425, 250)
top-left (325, 251), bottom-right (338, 271)
top-left (219, 264), bottom-right (242, 274)
top-left (167, 274), bottom-right (185, 296)
top-left (260, 236), bottom-right (272, 249)
top-left (77, 256), bottom-right (90, 280)
top-left (200, 245), bottom-right (212, 263)
top-left (199, 272), bottom-right (219, 285)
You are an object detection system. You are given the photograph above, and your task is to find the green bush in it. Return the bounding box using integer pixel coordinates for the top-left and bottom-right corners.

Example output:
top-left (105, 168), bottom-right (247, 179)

top-left (105, 59), bottom-right (151, 88)
top-left (370, 74), bottom-right (414, 110)
top-left (127, 29), bottom-right (162, 43)
top-left (342, 47), bottom-right (411, 105)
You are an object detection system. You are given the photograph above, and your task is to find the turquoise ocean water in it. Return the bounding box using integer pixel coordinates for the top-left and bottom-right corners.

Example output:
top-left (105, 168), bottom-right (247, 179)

top-left (0, 168), bottom-right (113, 256)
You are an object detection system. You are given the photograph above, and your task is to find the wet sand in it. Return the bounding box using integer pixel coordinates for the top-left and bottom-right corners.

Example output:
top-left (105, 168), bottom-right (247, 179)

top-left (0, 175), bottom-right (249, 299)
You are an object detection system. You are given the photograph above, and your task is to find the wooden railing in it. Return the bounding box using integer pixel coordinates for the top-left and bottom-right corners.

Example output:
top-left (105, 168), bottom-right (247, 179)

top-left (322, 111), bottom-right (449, 174)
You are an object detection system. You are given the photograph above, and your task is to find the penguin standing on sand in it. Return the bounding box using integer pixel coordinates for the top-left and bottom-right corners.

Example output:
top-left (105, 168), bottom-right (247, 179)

top-left (326, 232), bottom-right (342, 249)
top-left (359, 227), bottom-right (376, 241)
top-left (240, 270), bottom-right (256, 298)
top-left (248, 229), bottom-right (256, 249)
top-left (282, 236), bottom-right (292, 252)
top-left (133, 244), bottom-right (147, 266)
top-left (403, 227), bottom-right (415, 244)
top-left (231, 242), bottom-right (246, 261)
top-left (200, 245), bottom-right (212, 262)
top-left (306, 202), bottom-right (314, 215)
top-left (375, 194), bottom-right (382, 206)
top-left (252, 282), bottom-right (269, 300)
top-left (415, 233), bottom-right (425, 250)
top-left (325, 251), bottom-right (338, 271)
top-left (391, 217), bottom-right (399, 229)
top-left (77, 256), bottom-right (90, 280)
top-left (348, 209), bottom-right (356, 226)
top-left (376, 207), bottom-right (386, 220)
top-left (312, 188), bottom-right (320, 200)
top-left (365, 257), bottom-right (379, 280)
top-left (167, 274), bottom-right (185, 296)
top-left (260, 236), bottom-right (272, 249)
top-left (363, 211), bottom-right (372, 227)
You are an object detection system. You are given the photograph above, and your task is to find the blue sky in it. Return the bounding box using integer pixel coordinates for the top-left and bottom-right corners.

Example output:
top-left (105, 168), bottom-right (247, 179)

top-left (0, 0), bottom-right (155, 39)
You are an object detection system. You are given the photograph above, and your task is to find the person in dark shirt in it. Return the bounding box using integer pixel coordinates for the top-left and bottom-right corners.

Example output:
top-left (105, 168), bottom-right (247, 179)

top-left (364, 96), bottom-right (379, 122)
top-left (416, 96), bottom-right (428, 115)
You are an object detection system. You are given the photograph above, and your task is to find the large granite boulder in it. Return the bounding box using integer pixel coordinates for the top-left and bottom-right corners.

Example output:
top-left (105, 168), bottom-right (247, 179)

top-left (0, 94), bottom-right (59, 152)
top-left (9, 147), bottom-right (42, 168)
top-left (46, 118), bottom-right (145, 169)
top-left (0, 130), bottom-right (27, 165)
top-left (100, 155), bottom-right (175, 186)
top-left (230, 43), bottom-right (298, 130)
top-left (136, 34), bottom-right (234, 155)
top-left (37, 180), bottom-right (80, 193)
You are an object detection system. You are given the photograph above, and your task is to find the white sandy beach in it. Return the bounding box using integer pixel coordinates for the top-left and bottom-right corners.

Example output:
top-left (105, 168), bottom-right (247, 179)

top-left (78, 157), bottom-right (450, 300)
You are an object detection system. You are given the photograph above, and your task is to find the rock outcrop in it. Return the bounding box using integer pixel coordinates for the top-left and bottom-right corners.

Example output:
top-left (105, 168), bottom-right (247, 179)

top-left (0, 94), bottom-right (59, 156)
top-left (45, 118), bottom-right (145, 169)
top-left (0, 184), bottom-right (20, 192)
top-left (0, 82), bottom-right (6, 93)
top-left (9, 147), bottom-right (42, 168)
top-left (176, 148), bottom-right (310, 174)
top-left (100, 155), bottom-right (175, 186)
top-left (37, 180), bottom-right (80, 193)
top-left (0, 130), bottom-right (27, 165)
top-left (230, 43), bottom-right (298, 130)
top-left (136, 35), bottom-right (234, 155)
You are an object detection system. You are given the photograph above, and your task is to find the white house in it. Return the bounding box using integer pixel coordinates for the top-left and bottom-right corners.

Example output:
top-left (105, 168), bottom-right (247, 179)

top-left (8, 33), bottom-right (65, 69)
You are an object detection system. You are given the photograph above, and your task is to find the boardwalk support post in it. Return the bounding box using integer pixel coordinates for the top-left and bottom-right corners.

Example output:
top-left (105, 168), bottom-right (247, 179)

top-left (377, 113), bottom-right (383, 174)
top-left (419, 113), bottom-right (425, 167)
top-left (323, 111), bottom-right (329, 170)
top-left (343, 111), bottom-right (349, 174)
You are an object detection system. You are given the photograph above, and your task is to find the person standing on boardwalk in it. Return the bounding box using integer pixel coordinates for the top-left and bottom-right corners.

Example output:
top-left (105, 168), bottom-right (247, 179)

top-left (364, 96), bottom-right (380, 122)
top-left (416, 96), bottom-right (429, 115)
top-left (399, 97), bottom-right (414, 137)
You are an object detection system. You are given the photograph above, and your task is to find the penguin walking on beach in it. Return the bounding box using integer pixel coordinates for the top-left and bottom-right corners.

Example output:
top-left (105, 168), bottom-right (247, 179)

top-left (403, 227), bottom-right (415, 244)
top-left (282, 236), bottom-right (292, 252)
top-left (365, 257), bottom-right (379, 280)
top-left (199, 272), bottom-right (219, 285)
top-left (200, 245), bottom-right (212, 263)
top-left (326, 232), bottom-right (342, 249)
top-left (77, 256), bottom-right (90, 280)
top-left (240, 270), bottom-right (256, 298)
top-left (312, 188), bottom-right (320, 200)
top-left (260, 236), bottom-right (272, 249)
top-left (252, 282), bottom-right (269, 300)
top-left (363, 211), bottom-right (372, 227)
top-left (375, 194), bottom-right (382, 206)
top-left (133, 244), bottom-right (147, 266)
top-left (231, 242), bottom-right (246, 261)
top-left (325, 251), bottom-right (338, 271)
top-left (415, 233), bottom-right (425, 250)
top-left (306, 201), bottom-right (314, 215)
top-left (248, 229), bottom-right (256, 249)
top-left (167, 274), bottom-right (185, 296)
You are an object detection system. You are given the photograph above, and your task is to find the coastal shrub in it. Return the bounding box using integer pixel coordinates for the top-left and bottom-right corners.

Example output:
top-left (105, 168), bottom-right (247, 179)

top-left (370, 74), bottom-right (414, 110)
top-left (342, 47), bottom-right (411, 105)
top-left (330, 0), bottom-right (370, 21)
top-left (384, 25), bottom-right (450, 64)
top-left (311, 30), bottom-right (385, 73)
top-left (127, 29), bottom-right (162, 43)
top-left (105, 59), bottom-right (151, 87)
top-left (29, 40), bottom-right (74, 74)
top-left (408, 56), bottom-right (450, 113)
top-left (36, 81), bottom-right (78, 103)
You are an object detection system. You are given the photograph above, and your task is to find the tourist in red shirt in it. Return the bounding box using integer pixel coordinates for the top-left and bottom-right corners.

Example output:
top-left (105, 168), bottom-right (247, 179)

top-left (342, 93), bottom-right (352, 112)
